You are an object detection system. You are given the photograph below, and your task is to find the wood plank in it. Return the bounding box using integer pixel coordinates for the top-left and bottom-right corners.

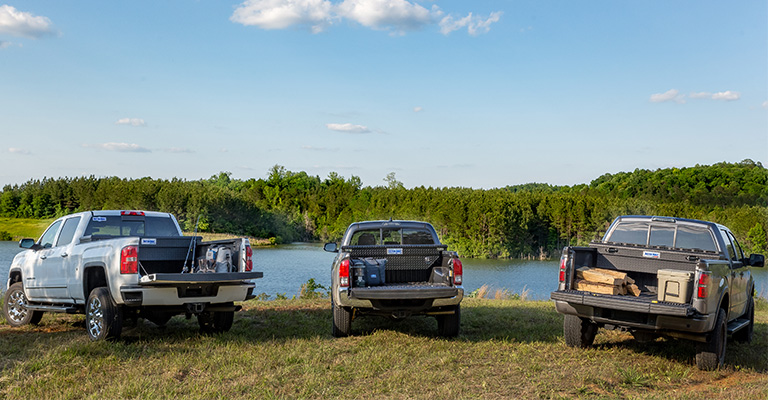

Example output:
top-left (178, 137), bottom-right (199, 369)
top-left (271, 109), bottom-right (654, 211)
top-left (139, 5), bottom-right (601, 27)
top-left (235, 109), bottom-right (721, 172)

top-left (574, 279), bottom-right (622, 295)
top-left (576, 267), bottom-right (623, 286)
top-left (626, 283), bottom-right (641, 297)
top-left (581, 267), bottom-right (635, 285)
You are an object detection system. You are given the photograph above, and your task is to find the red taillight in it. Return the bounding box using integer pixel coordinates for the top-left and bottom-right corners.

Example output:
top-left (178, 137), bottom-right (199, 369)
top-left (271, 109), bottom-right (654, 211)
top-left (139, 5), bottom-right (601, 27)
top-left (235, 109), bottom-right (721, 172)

top-left (121, 245), bottom-right (138, 274)
top-left (120, 211), bottom-right (145, 216)
top-left (697, 272), bottom-right (710, 298)
top-left (339, 259), bottom-right (350, 287)
top-left (452, 258), bottom-right (463, 285)
top-left (558, 255), bottom-right (567, 282)
top-left (245, 245), bottom-right (253, 272)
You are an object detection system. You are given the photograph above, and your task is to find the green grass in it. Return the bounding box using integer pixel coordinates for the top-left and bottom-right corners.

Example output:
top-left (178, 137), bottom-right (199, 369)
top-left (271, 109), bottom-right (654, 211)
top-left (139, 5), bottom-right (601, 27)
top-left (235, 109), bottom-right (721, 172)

top-left (0, 217), bottom-right (54, 241)
top-left (0, 298), bottom-right (766, 399)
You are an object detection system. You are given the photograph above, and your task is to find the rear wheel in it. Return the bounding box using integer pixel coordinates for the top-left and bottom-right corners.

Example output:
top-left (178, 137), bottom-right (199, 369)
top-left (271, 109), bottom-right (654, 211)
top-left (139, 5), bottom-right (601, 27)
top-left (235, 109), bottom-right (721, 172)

top-left (696, 308), bottom-right (727, 370)
top-left (3, 282), bottom-right (44, 327)
top-left (198, 303), bottom-right (234, 333)
top-left (437, 305), bottom-right (461, 337)
top-left (332, 302), bottom-right (352, 337)
top-left (86, 287), bottom-right (123, 341)
top-left (733, 296), bottom-right (754, 343)
top-left (563, 315), bottom-right (597, 348)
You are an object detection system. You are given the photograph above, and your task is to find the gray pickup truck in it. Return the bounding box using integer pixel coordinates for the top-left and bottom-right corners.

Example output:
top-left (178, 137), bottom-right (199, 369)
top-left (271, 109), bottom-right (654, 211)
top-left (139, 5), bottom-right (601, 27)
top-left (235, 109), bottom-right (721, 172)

top-left (551, 215), bottom-right (764, 370)
top-left (3, 210), bottom-right (263, 340)
top-left (324, 220), bottom-right (464, 337)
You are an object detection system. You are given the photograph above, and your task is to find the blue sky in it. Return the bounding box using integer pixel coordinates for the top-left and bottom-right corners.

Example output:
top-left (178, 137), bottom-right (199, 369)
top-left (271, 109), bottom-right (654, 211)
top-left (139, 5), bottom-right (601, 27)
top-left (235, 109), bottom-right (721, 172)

top-left (1, 1), bottom-right (766, 189)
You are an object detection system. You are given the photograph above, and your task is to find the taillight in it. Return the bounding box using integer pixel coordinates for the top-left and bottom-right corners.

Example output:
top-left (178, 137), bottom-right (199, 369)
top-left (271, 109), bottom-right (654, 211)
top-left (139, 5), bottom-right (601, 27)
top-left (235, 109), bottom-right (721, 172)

top-left (339, 259), bottom-right (350, 287)
top-left (697, 272), bottom-right (710, 298)
top-left (245, 245), bottom-right (253, 272)
top-left (558, 255), bottom-right (567, 282)
top-left (121, 245), bottom-right (138, 274)
top-left (452, 258), bottom-right (463, 285)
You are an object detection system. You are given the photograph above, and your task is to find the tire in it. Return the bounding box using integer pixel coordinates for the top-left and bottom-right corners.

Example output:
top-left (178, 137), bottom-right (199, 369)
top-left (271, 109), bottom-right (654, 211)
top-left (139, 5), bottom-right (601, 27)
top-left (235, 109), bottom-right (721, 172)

top-left (563, 315), bottom-right (597, 348)
top-left (437, 305), bottom-right (461, 338)
top-left (733, 296), bottom-right (754, 344)
top-left (3, 282), bottom-right (44, 327)
top-left (696, 308), bottom-right (727, 370)
top-left (86, 287), bottom-right (123, 341)
top-left (198, 304), bottom-right (234, 334)
top-left (332, 301), bottom-right (352, 337)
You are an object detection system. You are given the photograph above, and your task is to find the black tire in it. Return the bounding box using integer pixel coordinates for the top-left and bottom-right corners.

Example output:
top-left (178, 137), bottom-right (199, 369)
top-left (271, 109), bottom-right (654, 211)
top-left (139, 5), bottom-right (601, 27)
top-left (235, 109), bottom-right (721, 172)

top-left (198, 304), bottom-right (234, 334)
top-left (733, 296), bottom-right (754, 344)
top-left (437, 306), bottom-right (461, 337)
top-left (563, 315), bottom-right (597, 348)
top-left (696, 308), bottom-right (727, 370)
top-left (332, 302), bottom-right (352, 337)
top-left (3, 282), bottom-right (44, 327)
top-left (86, 287), bottom-right (123, 341)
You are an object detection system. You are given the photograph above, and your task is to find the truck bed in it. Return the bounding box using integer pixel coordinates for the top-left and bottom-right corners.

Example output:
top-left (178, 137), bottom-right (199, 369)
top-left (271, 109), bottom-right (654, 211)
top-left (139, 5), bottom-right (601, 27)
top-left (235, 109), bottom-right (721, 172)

top-left (341, 244), bottom-right (448, 284)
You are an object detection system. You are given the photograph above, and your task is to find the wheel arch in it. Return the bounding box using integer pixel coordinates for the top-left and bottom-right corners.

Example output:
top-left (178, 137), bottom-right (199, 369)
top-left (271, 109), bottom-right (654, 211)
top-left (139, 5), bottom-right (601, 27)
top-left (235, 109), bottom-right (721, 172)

top-left (83, 263), bottom-right (108, 300)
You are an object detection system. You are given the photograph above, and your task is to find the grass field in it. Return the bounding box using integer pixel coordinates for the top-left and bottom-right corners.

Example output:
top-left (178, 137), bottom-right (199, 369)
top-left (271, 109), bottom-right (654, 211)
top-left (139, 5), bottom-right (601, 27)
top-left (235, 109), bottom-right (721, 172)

top-left (0, 298), bottom-right (765, 399)
top-left (0, 217), bottom-right (54, 241)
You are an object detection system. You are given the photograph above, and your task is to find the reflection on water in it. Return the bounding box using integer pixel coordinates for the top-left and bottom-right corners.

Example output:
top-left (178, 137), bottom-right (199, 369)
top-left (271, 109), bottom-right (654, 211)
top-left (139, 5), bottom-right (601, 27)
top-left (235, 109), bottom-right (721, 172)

top-left (1, 241), bottom-right (767, 300)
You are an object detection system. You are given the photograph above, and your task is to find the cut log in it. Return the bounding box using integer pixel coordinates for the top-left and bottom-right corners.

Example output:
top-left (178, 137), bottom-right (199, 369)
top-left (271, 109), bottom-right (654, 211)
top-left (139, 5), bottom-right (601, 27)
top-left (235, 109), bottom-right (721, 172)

top-left (626, 283), bottom-right (641, 297)
top-left (574, 280), bottom-right (622, 295)
top-left (579, 267), bottom-right (635, 285)
top-left (576, 268), bottom-right (624, 286)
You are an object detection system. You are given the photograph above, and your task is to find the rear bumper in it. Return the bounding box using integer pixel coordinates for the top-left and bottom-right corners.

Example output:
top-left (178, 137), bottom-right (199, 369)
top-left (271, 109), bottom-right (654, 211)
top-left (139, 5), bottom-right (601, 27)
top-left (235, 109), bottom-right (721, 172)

top-left (337, 285), bottom-right (463, 310)
top-left (551, 290), bottom-right (716, 336)
top-left (119, 282), bottom-right (256, 306)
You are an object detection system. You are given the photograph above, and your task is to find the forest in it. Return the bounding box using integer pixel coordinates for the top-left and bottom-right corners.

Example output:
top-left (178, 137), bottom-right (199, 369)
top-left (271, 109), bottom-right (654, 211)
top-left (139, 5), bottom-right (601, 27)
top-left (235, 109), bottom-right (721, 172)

top-left (0, 160), bottom-right (766, 259)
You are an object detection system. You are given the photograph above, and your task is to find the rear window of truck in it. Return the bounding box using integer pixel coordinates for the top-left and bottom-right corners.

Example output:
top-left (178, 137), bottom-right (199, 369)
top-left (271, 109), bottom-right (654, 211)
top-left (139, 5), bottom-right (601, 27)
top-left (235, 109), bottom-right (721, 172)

top-left (349, 228), bottom-right (435, 245)
top-left (84, 216), bottom-right (179, 238)
top-left (606, 222), bottom-right (717, 252)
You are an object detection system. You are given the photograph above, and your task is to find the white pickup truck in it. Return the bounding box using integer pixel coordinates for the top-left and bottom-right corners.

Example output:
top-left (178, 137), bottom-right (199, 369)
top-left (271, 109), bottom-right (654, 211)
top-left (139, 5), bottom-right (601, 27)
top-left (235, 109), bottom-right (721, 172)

top-left (3, 210), bottom-right (263, 340)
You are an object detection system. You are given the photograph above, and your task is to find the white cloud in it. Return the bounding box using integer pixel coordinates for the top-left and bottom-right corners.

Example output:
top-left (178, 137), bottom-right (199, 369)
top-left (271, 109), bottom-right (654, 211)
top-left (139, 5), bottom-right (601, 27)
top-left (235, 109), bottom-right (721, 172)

top-left (85, 143), bottom-right (151, 153)
top-left (439, 11), bottom-right (502, 36)
top-left (649, 89), bottom-right (685, 104)
top-left (762, 101), bottom-right (768, 109)
top-left (336, 0), bottom-right (434, 33)
top-left (689, 91), bottom-right (741, 101)
top-left (115, 117), bottom-right (146, 127)
top-left (230, 0), bottom-right (500, 35)
top-left (230, 0), bottom-right (334, 33)
top-left (711, 91), bottom-right (740, 101)
top-left (413, 106), bottom-right (422, 112)
top-left (8, 147), bottom-right (30, 155)
top-left (0, 40), bottom-right (11, 49)
top-left (326, 122), bottom-right (371, 133)
top-left (0, 5), bottom-right (54, 39)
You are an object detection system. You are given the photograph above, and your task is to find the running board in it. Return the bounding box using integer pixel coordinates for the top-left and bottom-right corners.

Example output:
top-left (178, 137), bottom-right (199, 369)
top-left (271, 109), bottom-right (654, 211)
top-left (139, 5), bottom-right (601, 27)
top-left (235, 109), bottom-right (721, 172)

top-left (727, 318), bottom-right (750, 334)
top-left (26, 304), bottom-right (78, 313)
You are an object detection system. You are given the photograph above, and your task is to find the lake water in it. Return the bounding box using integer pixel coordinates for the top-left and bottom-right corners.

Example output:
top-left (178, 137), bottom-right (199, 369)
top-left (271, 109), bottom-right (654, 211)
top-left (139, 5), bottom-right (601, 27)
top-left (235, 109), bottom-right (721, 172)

top-left (2, 241), bottom-right (766, 300)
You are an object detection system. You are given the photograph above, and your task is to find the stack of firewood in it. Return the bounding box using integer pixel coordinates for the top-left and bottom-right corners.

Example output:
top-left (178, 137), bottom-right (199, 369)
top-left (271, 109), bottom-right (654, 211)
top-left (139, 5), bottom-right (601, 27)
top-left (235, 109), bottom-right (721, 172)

top-left (575, 267), bottom-right (641, 296)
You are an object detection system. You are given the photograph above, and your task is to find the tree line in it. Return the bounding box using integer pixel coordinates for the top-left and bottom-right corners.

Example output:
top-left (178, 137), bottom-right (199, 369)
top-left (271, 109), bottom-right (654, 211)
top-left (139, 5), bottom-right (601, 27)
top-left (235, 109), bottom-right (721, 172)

top-left (1, 160), bottom-right (766, 258)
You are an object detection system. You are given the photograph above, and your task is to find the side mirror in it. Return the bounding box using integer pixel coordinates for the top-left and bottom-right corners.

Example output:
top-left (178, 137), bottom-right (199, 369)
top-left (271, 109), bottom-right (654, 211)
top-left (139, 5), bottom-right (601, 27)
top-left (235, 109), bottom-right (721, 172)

top-left (748, 253), bottom-right (764, 267)
top-left (19, 238), bottom-right (39, 250)
top-left (323, 243), bottom-right (338, 253)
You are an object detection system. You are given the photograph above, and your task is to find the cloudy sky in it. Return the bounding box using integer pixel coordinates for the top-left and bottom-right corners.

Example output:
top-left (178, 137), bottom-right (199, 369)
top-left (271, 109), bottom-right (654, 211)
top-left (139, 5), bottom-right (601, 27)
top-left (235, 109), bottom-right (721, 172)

top-left (1, 1), bottom-right (766, 189)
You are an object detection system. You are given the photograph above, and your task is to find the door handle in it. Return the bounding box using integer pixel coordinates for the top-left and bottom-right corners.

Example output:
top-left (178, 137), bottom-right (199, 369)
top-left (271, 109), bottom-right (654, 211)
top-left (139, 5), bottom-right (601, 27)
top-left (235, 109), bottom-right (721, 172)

top-left (40, 255), bottom-right (47, 260)
top-left (26, 277), bottom-right (35, 280)
top-left (61, 253), bottom-right (68, 258)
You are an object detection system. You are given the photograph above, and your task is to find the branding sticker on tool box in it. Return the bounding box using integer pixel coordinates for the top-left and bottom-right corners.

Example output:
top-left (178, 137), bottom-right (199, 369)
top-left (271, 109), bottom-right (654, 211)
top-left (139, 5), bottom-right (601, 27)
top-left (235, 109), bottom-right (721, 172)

top-left (141, 238), bottom-right (157, 245)
top-left (387, 248), bottom-right (403, 255)
top-left (643, 251), bottom-right (660, 259)
top-left (92, 216), bottom-right (107, 222)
